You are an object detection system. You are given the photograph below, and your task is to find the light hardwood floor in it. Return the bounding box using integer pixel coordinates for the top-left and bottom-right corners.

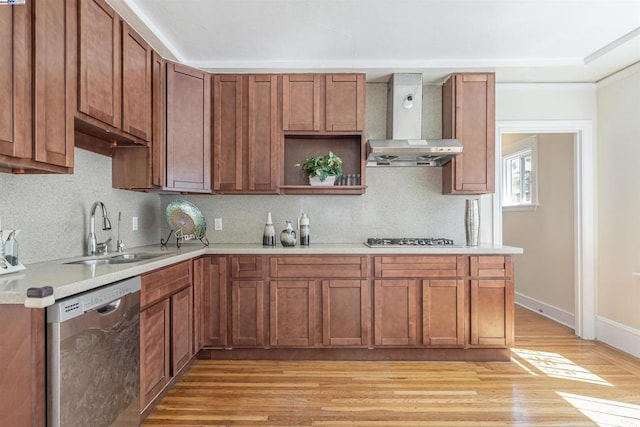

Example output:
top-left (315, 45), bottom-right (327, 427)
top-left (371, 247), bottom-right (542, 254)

top-left (143, 306), bottom-right (640, 426)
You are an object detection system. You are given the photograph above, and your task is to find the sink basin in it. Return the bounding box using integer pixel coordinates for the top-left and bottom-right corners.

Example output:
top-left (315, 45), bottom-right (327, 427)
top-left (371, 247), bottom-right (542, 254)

top-left (65, 253), bottom-right (165, 265)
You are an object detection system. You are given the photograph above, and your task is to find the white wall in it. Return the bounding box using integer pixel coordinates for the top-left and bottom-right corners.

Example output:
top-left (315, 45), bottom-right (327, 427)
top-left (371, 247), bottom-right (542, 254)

top-left (502, 133), bottom-right (575, 320)
top-left (0, 149), bottom-right (161, 264)
top-left (597, 67), bottom-right (640, 331)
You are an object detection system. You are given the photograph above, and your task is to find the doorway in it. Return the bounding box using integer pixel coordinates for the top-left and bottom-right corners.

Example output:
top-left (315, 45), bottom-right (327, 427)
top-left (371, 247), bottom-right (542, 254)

top-left (493, 120), bottom-right (595, 340)
top-left (501, 133), bottom-right (576, 329)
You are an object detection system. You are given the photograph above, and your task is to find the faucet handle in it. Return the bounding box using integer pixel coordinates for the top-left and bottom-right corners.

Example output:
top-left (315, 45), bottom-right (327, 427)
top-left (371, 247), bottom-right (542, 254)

top-left (116, 240), bottom-right (125, 252)
top-left (96, 238), bottom-right (112, 255)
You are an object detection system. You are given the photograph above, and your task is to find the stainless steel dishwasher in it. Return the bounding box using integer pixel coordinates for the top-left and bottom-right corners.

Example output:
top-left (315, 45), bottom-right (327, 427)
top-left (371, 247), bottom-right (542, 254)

top-left (47, 276), bottom-right (141, 427)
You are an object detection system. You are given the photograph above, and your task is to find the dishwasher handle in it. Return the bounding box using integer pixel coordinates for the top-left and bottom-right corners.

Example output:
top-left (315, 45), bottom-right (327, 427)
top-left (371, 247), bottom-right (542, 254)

top-left (96, 299), bottom-right (121, 316)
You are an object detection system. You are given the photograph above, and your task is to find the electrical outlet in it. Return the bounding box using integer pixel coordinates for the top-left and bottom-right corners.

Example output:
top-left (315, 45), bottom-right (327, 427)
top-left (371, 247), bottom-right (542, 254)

top-left (132, 216), bottom-right (138, 231)
top-left (214, 218), bottom-right (222, 231)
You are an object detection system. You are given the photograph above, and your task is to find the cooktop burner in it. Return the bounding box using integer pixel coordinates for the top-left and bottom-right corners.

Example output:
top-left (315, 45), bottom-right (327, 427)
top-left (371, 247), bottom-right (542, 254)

top-left (365, 238), bottom-right (455, 247)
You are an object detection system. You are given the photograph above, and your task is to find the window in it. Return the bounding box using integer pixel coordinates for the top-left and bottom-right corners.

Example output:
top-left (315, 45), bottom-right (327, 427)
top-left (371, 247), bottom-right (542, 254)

top-left (502, 136), bottom-right (537, 209)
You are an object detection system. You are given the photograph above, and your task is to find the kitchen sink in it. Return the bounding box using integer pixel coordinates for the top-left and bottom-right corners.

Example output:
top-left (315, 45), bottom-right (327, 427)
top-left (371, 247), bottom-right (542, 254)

top-left (64, 253), bottom-right (165, 265)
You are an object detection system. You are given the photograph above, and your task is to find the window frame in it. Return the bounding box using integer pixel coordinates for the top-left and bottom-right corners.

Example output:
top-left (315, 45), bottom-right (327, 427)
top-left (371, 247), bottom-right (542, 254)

top-left (502, 136), bottom-right (538, 211)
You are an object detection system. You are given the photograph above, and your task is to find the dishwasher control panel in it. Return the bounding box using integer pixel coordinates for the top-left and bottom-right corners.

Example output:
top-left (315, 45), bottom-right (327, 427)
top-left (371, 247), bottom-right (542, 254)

top-left (47, 276), bottom-right (141, 323)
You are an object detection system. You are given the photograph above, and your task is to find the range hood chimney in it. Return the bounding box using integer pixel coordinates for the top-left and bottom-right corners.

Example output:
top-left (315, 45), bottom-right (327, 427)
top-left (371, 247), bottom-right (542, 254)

top-left (367, 73), bottom-right (462, 167)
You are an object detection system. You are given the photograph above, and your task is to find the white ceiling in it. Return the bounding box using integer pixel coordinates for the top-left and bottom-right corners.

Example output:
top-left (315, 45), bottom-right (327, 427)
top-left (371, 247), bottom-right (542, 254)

top-left (109, 0), bottom-right (640, 83)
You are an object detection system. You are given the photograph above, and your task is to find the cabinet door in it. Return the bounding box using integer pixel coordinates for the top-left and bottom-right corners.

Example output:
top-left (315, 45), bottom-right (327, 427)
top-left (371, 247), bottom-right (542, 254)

top-left (151, 51), bottom-right (166, 187)
top-left (282, 74), bottom-right (320, 131)
top-left (442, 73), bottom-right (495, 194)
top-left (247, 74), bottom-right (279, 192)
top-left (231, 280), bottom-right (264, 346)
top-left (422, 279), bottom-right (464, 347)
top-left (0, 3), bottom-right (30, 160)
top-left (0, 305), bottom-right (46, 426)
top-left (325, 74), bottom-right (365, 131)
top-left (322, 280), bottom-right (370, 346)
top-left (140, 298), bottom-right (170, 411)
top-left (166, 62), bottom-right (211, 192)
top-left (198, 256), bottom-right (228, 348)
top-left (121, 22), bottom-right (151, 142)
top-left (171, 286), bottom-right (192, 375)
top-left (374, 280), bottom-right (418, 346)
top-left (33, 0), bottom-right (76, 169)
top-left (270, 280), bottom-right (315, 346)
top-left (470, 279), bottom-right (514, 347)
top-left (78, 0), bottom-right (121, 128)
top-left (213, 74), bottom-right (243, 192)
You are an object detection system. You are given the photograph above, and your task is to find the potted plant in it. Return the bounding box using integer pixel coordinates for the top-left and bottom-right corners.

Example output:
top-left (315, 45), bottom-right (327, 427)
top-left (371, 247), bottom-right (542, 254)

top-left (295, 151), bottom-right (343, 186)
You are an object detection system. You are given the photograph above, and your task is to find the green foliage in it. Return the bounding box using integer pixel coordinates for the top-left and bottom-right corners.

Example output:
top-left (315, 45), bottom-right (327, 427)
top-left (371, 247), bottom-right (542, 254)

top-left (295, 152), bottom-right (343, 182)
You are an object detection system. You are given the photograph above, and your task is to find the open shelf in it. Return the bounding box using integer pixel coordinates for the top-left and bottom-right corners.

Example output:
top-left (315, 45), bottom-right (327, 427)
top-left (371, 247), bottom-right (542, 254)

top-left (282, 134), bottom-right (366, 195)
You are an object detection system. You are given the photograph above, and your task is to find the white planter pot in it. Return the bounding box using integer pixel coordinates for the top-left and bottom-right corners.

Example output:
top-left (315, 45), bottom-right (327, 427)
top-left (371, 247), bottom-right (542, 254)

top-left (309, 175), bottom-right (336, 186)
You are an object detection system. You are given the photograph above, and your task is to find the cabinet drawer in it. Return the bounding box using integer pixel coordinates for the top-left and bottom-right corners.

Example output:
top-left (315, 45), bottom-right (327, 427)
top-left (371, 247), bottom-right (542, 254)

top-left (270, 256), bottom-right (368, 278)
top-left (469, 256), bottom-right (512, 279)
top-left (230, 256), bottom-right (264, 279)
top-left (374, 256), bottom-right (464, 278)
top-left (141, 261), bottom-right (192, 308)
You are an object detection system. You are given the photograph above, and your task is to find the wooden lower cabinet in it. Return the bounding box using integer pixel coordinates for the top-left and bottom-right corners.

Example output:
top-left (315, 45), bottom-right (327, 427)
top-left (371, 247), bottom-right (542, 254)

top-left (374, 280), bottom-right (418, 346)
top-left (140, 261), bottom-right (193, 412)
top-left (0, 305), bottom-right (45, 426)
top-left (423, 279), bottom-right (465, 346)
top-left (469, 256), bottom-right (514, 347)
top-left (140, 298), bottom-right (170, 410)
top-left (231, 280), bottom-right (265, 346)
top-left (373, 256), bottom-right (466, 348)
top-left (171, 287), bottom-right (193, 374)
top-left (196, 256), bottom-right (228, 349)
top-left (322, 280), bottom-right (370, 346)
top-left (270, 279), bottom-right (371, 347)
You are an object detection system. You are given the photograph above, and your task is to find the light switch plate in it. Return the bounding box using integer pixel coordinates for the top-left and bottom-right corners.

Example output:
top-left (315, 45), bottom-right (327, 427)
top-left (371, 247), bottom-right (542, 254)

top-left (214, 218), bottom-right (222, 231)
top-left (132, 216), bottom-right (138, 231)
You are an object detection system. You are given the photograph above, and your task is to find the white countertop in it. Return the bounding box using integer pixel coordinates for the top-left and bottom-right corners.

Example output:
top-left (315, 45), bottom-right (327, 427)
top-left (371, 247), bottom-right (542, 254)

top-left (0, 243), bottom-right (523, 306)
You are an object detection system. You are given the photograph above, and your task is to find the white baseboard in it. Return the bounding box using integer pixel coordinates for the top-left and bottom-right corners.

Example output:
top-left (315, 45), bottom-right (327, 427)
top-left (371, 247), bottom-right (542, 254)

top-left (515, 292), bottom-right (575, 329)
top-left (597, 316), bottom-right (640, 359)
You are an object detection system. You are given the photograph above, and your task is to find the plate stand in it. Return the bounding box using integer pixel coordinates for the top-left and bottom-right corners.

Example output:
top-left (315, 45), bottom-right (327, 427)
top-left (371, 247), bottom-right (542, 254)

top-left (161, 229), bottom-right (210, 248)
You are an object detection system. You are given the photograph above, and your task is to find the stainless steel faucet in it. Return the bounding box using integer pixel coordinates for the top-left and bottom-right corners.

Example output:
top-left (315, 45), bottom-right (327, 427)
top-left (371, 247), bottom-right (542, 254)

top-left (87, 201), bottom-right (112, 256)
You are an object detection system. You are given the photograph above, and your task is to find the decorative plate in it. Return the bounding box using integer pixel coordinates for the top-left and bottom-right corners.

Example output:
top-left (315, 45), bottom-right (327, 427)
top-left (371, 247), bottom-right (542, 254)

top-left (165, 200), bottom-right (206, 239)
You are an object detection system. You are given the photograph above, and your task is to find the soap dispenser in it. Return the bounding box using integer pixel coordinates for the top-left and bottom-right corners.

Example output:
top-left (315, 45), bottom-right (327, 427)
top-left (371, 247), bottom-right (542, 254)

top-left (262, 212), bottom-right (276, 247)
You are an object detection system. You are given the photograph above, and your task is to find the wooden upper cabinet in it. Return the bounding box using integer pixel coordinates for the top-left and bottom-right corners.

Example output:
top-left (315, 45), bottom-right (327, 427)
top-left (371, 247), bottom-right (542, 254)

top-left (213, 74), bottom-right (279, 193)
top-left (442, 73), bottom-right (495, 194)
top-left (325, 74), bottom-right (365, 132)
top-left (121, 22), bottom-right (152, 142)
top-left (0, 3), bottom-right (30, 161)
top-left (78, 0), bottom-right (121, 128)
top-left (247, 75), bottom-right (279, 192)
top-left (282, 74), bottom-right (320, 131)
top-left (33, 0), bottom-right (76, 169)
top-left (166, 62), bottom-right (211, 192)
top-left (213, 75), bottom-right (244, 192)
top-left (0, 0), bottom-right (75, 173)
top-left (282, 73), bottom-right (365, 133)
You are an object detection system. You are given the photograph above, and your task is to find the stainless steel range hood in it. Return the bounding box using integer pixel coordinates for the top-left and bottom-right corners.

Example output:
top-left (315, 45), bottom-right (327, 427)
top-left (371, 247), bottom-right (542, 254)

top-left (367, 74), bottom-right (462, 167)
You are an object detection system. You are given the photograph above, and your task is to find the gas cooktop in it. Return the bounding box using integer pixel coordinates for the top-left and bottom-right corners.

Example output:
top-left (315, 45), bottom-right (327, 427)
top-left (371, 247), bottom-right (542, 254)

top-left (365, 238), bottom-right (455, 247)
